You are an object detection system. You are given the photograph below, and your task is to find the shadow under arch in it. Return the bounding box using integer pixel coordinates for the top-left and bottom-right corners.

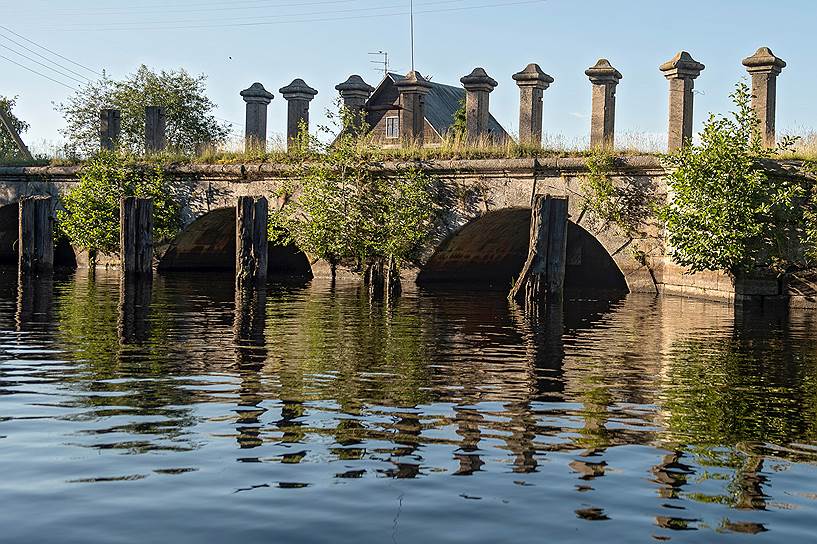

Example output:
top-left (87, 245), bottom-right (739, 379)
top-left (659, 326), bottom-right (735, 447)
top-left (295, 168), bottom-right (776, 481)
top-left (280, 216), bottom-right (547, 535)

top-left (0, 202), bottom-right (76, 269)
top-left (417, 207), bottom-right (628, 294)
top-left (157, 206), bottom-right (313, 278)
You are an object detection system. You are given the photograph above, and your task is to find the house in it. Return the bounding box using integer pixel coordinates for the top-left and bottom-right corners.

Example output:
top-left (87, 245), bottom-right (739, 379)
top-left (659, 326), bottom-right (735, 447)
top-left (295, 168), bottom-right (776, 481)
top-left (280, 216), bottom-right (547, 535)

top-left (363, 72), bottom-right (510, 146)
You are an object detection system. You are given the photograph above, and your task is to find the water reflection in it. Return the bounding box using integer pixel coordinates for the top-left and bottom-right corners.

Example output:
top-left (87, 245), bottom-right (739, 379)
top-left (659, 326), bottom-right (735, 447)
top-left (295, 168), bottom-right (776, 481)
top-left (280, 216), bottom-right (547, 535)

top-left (1, 269), bottom-right (816, 542)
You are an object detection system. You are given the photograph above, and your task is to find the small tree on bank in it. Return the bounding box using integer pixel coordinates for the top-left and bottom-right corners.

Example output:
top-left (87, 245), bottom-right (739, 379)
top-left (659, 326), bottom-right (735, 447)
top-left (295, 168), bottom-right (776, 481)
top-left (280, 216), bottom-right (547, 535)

top-left (659, 81), bottom-right (816, 275)
top-left (57, 65), bottom-right (229, 157)
top-left (270, 106), bottom-right (443, 296)
top-left (0, 96), bottom-right (29, 159)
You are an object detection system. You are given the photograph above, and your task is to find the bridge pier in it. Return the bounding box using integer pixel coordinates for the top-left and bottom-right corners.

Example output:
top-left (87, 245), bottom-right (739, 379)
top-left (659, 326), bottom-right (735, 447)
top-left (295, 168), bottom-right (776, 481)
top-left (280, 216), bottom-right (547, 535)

top-left (509, 195), bottom-right (568, 306)
top-left (120, 197), bottom-right (153, 276)
top-left (18, 195), bottom-right (54, 274)
top-left (236, 196), bottom-right (269, 290)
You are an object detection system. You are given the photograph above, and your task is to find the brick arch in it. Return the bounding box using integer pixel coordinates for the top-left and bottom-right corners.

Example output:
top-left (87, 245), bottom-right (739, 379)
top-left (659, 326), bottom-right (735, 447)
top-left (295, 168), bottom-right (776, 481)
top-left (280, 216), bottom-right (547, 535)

top-left (416, 207), bottom-right (629, 294)
top-left (157, 206), bottom-right (312, 278)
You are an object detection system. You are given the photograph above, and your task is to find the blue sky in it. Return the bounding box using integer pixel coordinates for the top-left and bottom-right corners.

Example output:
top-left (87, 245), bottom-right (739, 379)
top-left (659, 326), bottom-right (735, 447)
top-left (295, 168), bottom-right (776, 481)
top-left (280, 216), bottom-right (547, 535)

top-left (1, 0), bottom-right (815, 152)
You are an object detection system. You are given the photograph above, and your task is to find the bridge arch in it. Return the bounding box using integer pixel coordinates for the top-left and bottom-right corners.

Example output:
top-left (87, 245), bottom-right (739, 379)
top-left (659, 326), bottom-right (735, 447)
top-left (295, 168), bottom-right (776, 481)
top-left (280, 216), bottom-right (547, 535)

top-left (417, 207), bottom-right (629, 294)
top-left (157, 206), bottom-right (313, 278)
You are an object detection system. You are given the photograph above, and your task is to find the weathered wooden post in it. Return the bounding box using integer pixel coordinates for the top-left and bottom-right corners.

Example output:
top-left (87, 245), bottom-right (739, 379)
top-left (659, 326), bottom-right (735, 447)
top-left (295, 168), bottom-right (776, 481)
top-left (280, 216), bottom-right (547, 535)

top-left (280, 79), bottom-right (318, 151)
top-left (236, 196), bottom-right (269, 289)
top-left (145, 106), bottom-right (166, 153)
top-left (18, 195), bottom-right (54, 273)
top-left (742, 47), bottom-right (786, 148)
top-left (461, 67), bottom-right (498, 143)
top-left (513, 63), bottom-right (554, 147)
top-left (585, 59), bottom-right (622, 149)
top-left (120, 197), bottom-right (153, 275)
top-left (660, 51), bottom-right (705, 152)
top-left (509, 195), bottom-right (568, 306)
top-left (100, 108), bottom-right (121, 151)
top-left (395, 70), bottom-right (432, 146)
top-left (241, 83), bottom-right (274, 152)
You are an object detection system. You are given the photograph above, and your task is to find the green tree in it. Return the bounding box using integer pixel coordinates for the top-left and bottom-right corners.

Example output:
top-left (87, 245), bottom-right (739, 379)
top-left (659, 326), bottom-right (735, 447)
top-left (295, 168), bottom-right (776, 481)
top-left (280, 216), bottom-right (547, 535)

top-left (659, 81), bottom-right (814, 274)
top-left (449, 98), bottom-right (466, 141)
top-left (270, 106), bottom-right (442, 292)
top-left (57, 65), bottom-right (229, 156)
top-left (0, 96), bottom-right (30, 159)
top-left (57, 151), bottom-right (181, 259)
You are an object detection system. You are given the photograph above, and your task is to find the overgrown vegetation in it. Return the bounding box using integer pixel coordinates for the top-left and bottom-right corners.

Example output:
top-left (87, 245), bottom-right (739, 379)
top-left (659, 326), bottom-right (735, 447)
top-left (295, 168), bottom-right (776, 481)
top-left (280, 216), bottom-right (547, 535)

top-left (269, 106), bottom-right (443, 293)
top-left (57, 65), bottom-right (229, 157)
top-left (659, 81), bottom-right (817, 275)
top-left (57, 151), bottom-right (181, 259)
top-left (0, 96), bottom-right (29, 160)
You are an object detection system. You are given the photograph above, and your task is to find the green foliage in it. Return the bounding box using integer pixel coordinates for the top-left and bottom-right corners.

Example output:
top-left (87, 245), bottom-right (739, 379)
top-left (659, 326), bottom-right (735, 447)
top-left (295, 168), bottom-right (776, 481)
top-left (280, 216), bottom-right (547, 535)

top-left (270, 104), bottom-right (442, 276)
top-left (449, 98), bottom-right (467, 140)
top-left (659, 81), bottom-right (814, 274)
top-left (57, 151), bottom-right (181, 255)
top-left (582, 149), bottom-right (658, 237)
top-left (57, 65), bottom-right (229, 157)
top-left (0, 96), bottom-right (29, 159)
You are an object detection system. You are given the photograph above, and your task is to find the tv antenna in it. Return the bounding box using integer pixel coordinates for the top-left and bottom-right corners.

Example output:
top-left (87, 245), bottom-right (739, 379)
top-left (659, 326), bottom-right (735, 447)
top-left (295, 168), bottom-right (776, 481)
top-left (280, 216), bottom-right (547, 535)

top-left (369, 51), bottom-right (389, 76)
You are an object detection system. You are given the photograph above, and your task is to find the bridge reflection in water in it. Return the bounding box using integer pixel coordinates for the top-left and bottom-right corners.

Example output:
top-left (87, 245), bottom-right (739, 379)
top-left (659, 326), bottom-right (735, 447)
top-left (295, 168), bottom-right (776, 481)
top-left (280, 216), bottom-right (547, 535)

top-left (1, 269), bottom-right (816, 541)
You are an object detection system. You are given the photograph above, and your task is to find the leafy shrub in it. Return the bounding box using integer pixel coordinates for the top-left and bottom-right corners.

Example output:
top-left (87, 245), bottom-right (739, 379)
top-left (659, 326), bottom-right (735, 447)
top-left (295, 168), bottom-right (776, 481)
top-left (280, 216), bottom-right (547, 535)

top-left (57, 151), bottom-right (181, 256)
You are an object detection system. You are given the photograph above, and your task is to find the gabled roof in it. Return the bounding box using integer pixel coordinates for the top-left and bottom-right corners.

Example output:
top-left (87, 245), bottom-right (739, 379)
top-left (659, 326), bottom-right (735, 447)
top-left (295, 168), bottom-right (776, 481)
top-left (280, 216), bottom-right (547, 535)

top-left (369, 72), bottom-right (510, 139)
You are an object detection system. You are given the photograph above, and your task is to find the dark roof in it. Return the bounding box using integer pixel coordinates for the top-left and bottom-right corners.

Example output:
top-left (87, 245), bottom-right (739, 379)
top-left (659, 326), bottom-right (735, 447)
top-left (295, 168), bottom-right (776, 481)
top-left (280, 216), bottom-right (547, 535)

top-left (377, 72), bottom-right (510, 139)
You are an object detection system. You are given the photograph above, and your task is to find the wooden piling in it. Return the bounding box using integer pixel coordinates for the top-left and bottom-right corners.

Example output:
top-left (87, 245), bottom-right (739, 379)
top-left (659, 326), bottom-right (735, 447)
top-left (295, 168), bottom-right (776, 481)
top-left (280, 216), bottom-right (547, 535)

top-left (509, 195), bottom-right (568, 306)
top-left (18, 196), bottom-right (54, 273)
top-left (120, 197), bottom-right (153, 275)
top-left (236, 196), bottom-right (269, 289)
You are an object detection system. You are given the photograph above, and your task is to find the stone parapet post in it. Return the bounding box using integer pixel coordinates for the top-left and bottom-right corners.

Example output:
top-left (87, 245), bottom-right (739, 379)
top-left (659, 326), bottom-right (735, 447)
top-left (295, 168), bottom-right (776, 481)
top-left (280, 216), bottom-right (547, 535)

top-left (460, 67), bottom-right (498, 142)
top-left (660, 51), bottom-right (705, 152)
top-left (100, 109), bottom-right (121, 151)
top-left (144, 106), bottom-right (166, 153)
top-left (280, 79), bottom-right (318, 151)
top-left (395, 70), bottom-right (432, 146)
top-left (513, 63), bottom-right (554, 147)
top-left (335, 75), bottom-right (374, 129)
top-left (240, 83), bottom-right (274, 152)
top-left (742, 47), bottom-right (786, 148)
top-left (585, 59), bottom-right (622, 149)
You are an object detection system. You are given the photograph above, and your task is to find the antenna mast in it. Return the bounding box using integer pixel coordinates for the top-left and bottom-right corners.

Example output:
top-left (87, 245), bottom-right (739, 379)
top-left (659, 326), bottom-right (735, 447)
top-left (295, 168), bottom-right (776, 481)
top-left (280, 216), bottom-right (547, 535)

top-left (410, 0), bottom-right (415, 71)
top-left (368, 51), bottom-right (388, 76)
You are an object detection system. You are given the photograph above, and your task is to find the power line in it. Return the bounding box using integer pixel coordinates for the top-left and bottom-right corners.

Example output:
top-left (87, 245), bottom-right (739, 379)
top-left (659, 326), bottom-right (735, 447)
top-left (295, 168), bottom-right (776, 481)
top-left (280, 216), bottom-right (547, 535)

top-left (0, 32), bottom-right (94, 82)
top-left (47, 0), bottom-right (355, 16)
top-left (0, 43), bottom-right (89, 85)
top-left (0, 53), bottom-right (78, 90)
top-left (0, 25), bottom-right (102, 76)
top-left (43, 0), bottom-right (547, 32)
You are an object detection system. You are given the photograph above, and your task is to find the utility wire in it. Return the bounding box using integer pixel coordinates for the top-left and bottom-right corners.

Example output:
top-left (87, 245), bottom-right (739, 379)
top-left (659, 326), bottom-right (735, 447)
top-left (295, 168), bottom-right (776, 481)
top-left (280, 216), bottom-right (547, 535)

top-left (0, 43), bottom-right (89, 85)
top-left (46, 0), bottom-right (355, 16)
top-left (0, 53), bottom-right (78, 90)
top-left (0, 25), bottom-right (102, 76)
top-left (45, 0), bottom-right (547, 32)
top-left (0, 32), bottom-right (94, 82)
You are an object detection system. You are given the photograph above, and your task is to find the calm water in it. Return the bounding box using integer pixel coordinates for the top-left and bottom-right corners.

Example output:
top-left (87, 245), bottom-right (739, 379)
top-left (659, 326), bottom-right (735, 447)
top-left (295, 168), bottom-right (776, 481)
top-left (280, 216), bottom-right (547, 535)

top-left (2, 269), bottom-right (817, 543)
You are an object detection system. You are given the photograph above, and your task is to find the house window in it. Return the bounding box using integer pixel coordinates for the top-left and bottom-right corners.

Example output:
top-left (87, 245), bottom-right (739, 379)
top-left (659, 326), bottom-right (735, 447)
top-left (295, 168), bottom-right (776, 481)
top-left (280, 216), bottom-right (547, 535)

top-left (385, 116), bottom-right (399, 139)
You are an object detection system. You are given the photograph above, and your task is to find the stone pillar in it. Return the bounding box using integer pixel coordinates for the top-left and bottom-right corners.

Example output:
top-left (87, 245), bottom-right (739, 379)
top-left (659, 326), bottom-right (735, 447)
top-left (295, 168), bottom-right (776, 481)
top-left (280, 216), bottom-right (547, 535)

top-left (144, 106), bottom-right (166, 153)
top-left (120, 197), bottom-right (153, 276)
top-left (18, 195), bottom-right (53, 274)
top-left (394, 70), bottom-right (432, 146)
top-left (460, 68), bottom-right (498, 142)
top-left (100, 108), bottom-right (121, 151)
top-left (585, 59), bottom-right (622, 149)
top-left (335, 75), bottom-right (375, 129)
top-left (513, 64), bottom-right (554, 147)
top-left (660, 51), bottom-right (705, 152)
top-left (240, 83), bottom-right (274, 152)
top-left (279, 79), bottom-right (318, 151)
top-left (742, 47), bottom-right (786, 148)
top-left (236, 196), bottom-right (269, 290)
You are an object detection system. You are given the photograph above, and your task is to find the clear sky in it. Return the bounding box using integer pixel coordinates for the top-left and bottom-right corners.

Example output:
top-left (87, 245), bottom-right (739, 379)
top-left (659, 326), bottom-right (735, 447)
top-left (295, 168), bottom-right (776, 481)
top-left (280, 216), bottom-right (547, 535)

top-left (1, 0), bottom-right (815, 152)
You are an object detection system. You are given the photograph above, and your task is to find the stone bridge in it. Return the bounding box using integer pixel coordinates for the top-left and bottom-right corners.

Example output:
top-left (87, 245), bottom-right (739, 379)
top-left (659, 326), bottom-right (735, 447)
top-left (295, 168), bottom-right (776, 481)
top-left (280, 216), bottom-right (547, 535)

top-left (0, 157), bottom-right (813, 305)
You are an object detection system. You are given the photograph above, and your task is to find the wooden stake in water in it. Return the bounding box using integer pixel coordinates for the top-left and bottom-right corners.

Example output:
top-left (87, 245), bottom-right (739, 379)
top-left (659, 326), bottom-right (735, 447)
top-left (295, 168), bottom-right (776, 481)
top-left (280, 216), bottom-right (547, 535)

top-left (18, 195), bottom-right (54, 273)
top-left (236, 196), bottom-right (269, 290)
top-left (120, 197), bottom-right (154, 276)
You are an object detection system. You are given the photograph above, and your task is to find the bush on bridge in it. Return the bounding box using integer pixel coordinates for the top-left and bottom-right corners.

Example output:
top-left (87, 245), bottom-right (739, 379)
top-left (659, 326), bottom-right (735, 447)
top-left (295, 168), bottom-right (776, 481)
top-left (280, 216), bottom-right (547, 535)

top-left (659, 82), bottom-right (816, 275)
top-left (57, 151), bottom-right (181, 259)
top-left (269, 109), bottom-right (443, 290)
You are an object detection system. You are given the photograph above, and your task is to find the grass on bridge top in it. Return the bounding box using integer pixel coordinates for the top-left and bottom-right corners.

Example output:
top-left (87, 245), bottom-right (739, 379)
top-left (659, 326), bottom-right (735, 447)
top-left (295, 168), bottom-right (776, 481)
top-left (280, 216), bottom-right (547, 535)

top-left (2, 130), bottom-right (816, 167)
